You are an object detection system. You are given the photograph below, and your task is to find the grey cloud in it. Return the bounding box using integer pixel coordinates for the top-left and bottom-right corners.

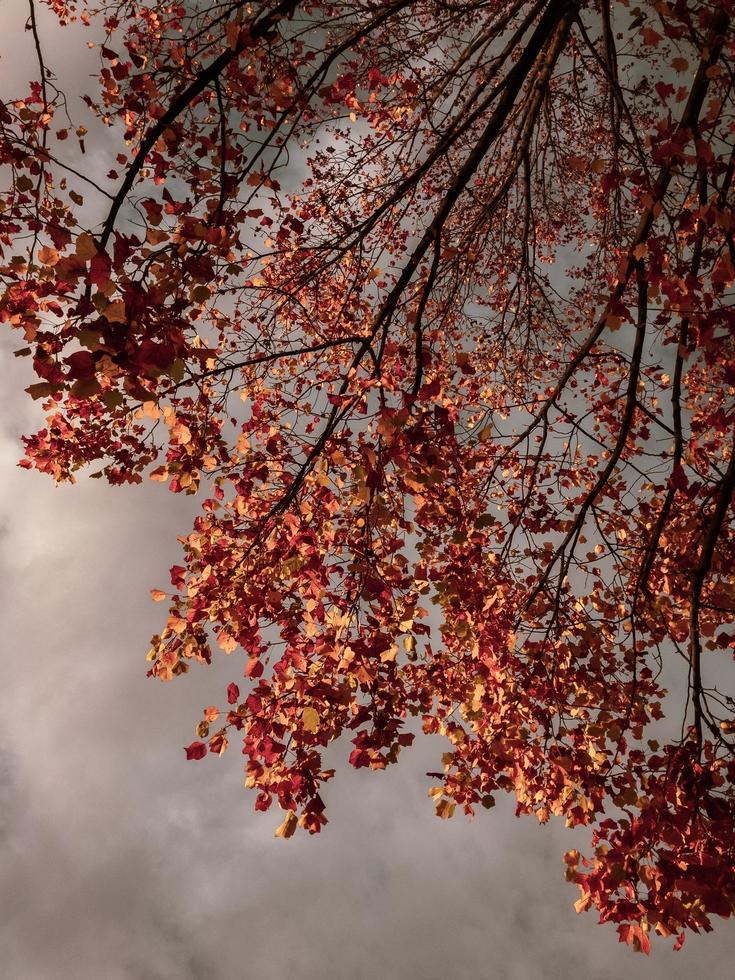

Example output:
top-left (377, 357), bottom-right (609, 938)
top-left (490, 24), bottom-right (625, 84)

top-left (0, 412), bottom-right (733, 978)
top-left (1, 3), bottom-right (734, 978)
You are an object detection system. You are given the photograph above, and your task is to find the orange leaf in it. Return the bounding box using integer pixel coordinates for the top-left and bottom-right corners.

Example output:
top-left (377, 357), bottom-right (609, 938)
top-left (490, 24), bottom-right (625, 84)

top-left (75, 233), bottom-right (98, 260)
top-left (217, 632), bottom-right (237, 654)
top-left (274, 811), bottom-right (298, 838)
top-left (38, 246), bottom-right (60, 266)
top-left (302, 706), bottom-right (320, 733)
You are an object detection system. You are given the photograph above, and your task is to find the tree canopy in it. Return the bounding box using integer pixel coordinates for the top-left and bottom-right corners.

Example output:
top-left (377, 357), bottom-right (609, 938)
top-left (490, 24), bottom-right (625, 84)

top-left (3, 0), bottom-right (735, 953)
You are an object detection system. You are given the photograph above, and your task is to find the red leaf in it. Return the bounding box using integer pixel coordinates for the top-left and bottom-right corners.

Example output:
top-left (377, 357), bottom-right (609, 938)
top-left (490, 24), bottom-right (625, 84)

top-left (64, 351), bottom-right (96, 380)
top-left (671, 464), bottom-right (689, 491)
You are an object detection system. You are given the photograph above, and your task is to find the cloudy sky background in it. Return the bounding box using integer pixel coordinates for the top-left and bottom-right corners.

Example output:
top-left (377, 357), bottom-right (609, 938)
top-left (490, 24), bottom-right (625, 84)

top-left (1, 2), bottom-right (734, 977)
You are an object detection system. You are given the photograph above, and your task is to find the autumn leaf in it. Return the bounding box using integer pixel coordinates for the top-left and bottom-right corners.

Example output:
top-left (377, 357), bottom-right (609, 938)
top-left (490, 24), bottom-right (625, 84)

top-left (170, 421), bottom-right (192, 446)
top-left (435, 799), bottom-right (455, 819)
top-left (105, 301), bottom-right (126, 323)
top-left (217, 633), bottom-right (237, 655)
top-left (301, 707), bottom-right (320, 733)
top-left (37, 246), bottom-right (60, 266)
top-left (74, 233), bottom-right (97, 260)
top-left (184, 741), bottom-right (207, 761)
top-left (274, 810), bottom-right (298, 838)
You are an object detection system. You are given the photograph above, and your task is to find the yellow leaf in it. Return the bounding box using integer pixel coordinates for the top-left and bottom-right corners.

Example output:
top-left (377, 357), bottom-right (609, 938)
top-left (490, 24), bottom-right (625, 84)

top-left (274, 810), bottom-right (298, 838)
top-left (171, 421), bottom-right (192, 445)
top-left (302, 706), bottom-right (320, 733)
top-left (574, 893), bottom-right (592, 914)
top-left (142, 401), bottom-right (160, 420)
top-left (218, 632), bottom-right (237, 654)
top-left (380, 644), bottom-right (398, 663)
top-left (150, 589), bottom-right (167, 602)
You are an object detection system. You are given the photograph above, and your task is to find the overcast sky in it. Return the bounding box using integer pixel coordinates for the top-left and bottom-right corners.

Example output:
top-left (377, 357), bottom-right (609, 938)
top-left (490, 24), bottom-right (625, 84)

top-left (1, 2), bottom-right (734, 978)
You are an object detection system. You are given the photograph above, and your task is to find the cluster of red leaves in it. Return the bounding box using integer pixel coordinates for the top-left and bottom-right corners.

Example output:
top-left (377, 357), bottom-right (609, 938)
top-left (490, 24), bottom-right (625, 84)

top-left (4, 0), bottom-right (735, 951)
